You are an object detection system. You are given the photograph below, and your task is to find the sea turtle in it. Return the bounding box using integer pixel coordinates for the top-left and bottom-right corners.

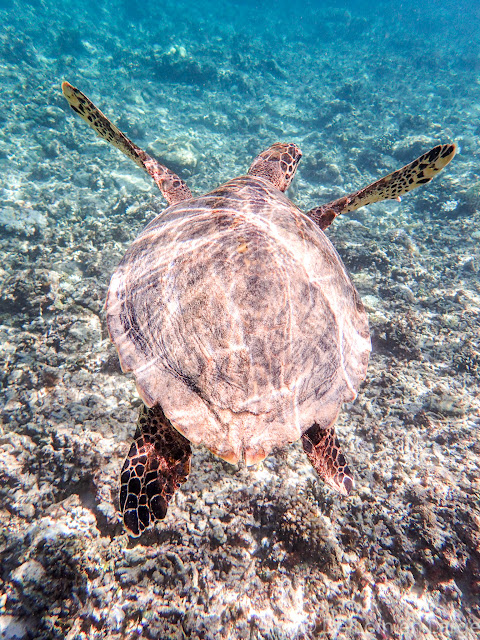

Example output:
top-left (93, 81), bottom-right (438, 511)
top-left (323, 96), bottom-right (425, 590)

top-left (62, 81), bottom-right (456, 537)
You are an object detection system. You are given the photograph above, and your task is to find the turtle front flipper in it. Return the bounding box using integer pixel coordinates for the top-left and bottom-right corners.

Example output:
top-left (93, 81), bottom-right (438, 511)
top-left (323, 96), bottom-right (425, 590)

top-left (120, 404), bottom-right (192, 537)
top-left (61, 81), bottom-right (192, 205)
top-left (307, 143), bottom-right (457, 230)
top-left (302, 423), bottom-right (354, 496)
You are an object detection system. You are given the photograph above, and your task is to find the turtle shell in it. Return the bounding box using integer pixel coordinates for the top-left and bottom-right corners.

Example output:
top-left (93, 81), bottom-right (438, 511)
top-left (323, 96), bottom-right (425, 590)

top-left (106, 175), bottom-right (371, 465)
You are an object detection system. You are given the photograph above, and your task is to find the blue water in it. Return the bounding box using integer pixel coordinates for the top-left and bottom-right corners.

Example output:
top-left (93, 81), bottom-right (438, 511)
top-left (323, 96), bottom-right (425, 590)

top-left (1, 1), bottom-right (479, 639)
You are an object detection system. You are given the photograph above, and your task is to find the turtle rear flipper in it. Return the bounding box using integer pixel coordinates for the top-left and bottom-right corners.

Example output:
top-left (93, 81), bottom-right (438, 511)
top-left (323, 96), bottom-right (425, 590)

top-left (308, 143), bottom-right (457, 230)
top-left (62, 81), bottom-right (192, 205)
top-left (302, 423), bottom-right (354, 496)
top-left (120, 404), bottom-right (191, 537)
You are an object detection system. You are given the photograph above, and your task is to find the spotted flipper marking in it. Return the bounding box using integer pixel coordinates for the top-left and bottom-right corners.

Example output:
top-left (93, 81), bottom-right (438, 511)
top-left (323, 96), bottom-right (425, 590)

top-left (61, 81), bottom-right (192, 205)
top-left (120, 404), bottom-right (192, 537)
top-left (307, 143), bottom-right (457, 230)
top-left (302, 423), bottom-right (354, 496)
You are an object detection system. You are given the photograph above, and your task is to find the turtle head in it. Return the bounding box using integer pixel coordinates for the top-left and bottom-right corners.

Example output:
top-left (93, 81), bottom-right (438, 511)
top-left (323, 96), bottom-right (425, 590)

top-left (248, 142), bottom-right (302, 192)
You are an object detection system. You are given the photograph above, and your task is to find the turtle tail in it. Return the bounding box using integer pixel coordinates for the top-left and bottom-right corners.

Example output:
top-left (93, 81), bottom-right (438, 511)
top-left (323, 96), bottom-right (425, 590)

top-left (119, 404), bottom-right (191, 537)
top-left (307, 143), bottom-right (457, 230)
